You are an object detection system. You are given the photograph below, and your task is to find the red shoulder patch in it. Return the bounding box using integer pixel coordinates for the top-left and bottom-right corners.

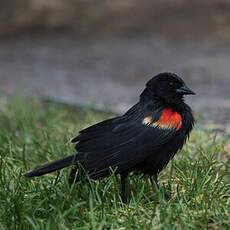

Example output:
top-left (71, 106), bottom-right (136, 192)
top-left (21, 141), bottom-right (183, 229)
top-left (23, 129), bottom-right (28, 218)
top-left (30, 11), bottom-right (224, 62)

top-left (153, 108), bottom-right (182, 131)
top-left (142, 108), bottom-right (182, 130)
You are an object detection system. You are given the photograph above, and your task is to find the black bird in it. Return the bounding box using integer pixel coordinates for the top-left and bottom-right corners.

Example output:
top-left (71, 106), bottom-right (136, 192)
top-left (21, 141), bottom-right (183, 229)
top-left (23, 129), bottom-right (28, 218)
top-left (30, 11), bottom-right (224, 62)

top-left (25, 72), bottom-right (195, 202)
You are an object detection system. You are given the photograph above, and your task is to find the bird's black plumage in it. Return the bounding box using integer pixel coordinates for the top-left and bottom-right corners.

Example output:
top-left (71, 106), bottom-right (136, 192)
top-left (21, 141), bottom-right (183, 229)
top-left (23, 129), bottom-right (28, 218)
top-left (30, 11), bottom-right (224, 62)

top-left (25, 72), bottom-right (195, 202)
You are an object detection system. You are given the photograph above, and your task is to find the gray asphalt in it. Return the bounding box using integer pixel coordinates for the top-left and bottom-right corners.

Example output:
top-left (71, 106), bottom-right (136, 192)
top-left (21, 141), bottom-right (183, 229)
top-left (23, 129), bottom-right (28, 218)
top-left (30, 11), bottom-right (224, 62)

top-left (0, 35), bottom-right (230, 124)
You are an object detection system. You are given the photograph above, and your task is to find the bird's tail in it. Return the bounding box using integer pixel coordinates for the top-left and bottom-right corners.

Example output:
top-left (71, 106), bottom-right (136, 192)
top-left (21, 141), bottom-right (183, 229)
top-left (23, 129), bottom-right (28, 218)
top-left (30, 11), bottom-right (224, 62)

top-left (24, 154), bottom-right (77, 177)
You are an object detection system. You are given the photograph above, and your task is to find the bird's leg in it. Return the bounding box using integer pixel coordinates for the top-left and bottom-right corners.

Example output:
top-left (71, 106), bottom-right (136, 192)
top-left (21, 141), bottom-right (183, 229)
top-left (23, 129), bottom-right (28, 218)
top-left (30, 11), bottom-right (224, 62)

top-left (150, 174), bottom-right (159, 190)
top-left (150, 174), bottom-right (170, 199)
top-left (121, 173), bottom-right (129, 203)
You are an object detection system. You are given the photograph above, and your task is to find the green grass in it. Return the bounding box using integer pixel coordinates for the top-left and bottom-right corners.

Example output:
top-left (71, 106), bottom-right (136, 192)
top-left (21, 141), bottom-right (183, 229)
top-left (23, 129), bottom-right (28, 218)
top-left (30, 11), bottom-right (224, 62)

top-left (0, 97), bottom-right (229, 230)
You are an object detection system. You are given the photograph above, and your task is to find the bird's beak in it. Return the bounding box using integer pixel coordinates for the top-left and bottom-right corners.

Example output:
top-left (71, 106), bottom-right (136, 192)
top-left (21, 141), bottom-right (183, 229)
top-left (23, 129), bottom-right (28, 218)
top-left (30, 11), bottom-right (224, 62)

top-left (176, 85), bottom-right (195, 95)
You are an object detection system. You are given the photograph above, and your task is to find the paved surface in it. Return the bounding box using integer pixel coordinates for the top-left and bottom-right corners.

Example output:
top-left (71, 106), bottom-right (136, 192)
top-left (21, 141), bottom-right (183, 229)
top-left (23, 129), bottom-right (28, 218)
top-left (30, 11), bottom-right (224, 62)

top-left (0, 35), bottom-right (230, 124)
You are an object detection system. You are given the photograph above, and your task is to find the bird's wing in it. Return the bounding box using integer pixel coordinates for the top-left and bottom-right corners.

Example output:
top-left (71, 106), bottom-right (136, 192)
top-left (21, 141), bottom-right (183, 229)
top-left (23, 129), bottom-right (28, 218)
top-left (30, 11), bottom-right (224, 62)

top-left (72, 111), bottom-right (179, 178)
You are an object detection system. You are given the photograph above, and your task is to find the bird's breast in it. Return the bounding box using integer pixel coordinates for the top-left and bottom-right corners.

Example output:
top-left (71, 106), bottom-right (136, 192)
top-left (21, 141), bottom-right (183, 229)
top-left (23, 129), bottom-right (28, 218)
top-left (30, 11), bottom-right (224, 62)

top-left (143, 107), bottom-right (182, 131)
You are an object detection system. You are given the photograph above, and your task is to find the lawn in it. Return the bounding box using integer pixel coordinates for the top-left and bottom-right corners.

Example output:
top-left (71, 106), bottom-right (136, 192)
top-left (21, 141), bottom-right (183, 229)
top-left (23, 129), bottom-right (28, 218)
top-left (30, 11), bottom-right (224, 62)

top-left (0, 97), bottom-right (229, 229)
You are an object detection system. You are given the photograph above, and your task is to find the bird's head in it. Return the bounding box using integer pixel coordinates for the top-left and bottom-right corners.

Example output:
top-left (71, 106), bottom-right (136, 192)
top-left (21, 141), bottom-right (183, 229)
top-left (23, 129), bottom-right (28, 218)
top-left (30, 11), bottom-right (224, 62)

top-left (141, 72), bottom-right (195, 105)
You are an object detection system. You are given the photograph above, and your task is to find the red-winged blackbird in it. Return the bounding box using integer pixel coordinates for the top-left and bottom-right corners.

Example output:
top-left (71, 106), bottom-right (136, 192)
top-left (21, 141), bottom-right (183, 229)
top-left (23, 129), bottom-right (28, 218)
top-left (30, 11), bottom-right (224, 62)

top-left (25, 72), bottom-right (195, 202)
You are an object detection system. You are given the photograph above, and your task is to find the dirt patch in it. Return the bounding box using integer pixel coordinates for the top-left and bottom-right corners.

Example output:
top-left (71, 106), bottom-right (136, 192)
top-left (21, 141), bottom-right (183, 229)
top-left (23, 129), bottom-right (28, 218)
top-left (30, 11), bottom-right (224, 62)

top-left (1, 0), bottom-right (230, 40)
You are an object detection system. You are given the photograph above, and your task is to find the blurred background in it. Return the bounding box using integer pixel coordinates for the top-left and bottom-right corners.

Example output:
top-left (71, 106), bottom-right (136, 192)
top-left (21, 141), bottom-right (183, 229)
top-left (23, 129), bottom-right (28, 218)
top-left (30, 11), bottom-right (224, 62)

top-left (0, 0), bottom-right (230, 125)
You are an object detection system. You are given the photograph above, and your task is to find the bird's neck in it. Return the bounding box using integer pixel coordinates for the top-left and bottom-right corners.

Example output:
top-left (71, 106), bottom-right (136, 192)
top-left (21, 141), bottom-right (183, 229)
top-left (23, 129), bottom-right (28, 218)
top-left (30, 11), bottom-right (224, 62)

top-left (140, 88), bottom-right (154, 103)
top-left (140, 88), bottom-right (186, 113)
